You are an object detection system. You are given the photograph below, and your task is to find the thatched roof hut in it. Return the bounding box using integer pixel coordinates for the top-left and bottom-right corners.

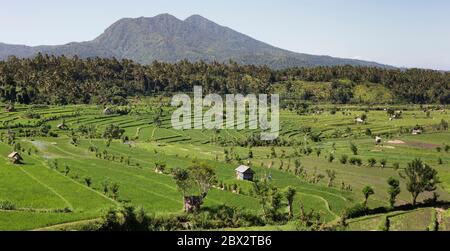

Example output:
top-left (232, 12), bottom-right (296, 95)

top-left (8, 152), bottom-right (23, 164)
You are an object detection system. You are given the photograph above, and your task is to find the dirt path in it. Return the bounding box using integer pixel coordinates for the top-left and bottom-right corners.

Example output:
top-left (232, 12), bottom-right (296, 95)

top-left (31, 218), bottom-right (100, 231)
top-left (387, 140), bottom-right (405, 144)
top-left (150, 127), bottom-right (157, 140)
top-left (436, 207), bottom-right (447, 230)
top-left (309, 193), bottom-right (339, 220)
top-left (135, 126), bottom-right (142, 138)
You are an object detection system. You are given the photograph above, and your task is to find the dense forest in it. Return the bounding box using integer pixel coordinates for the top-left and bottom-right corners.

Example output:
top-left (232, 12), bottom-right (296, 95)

top-left (0, 54), bottom-right (448, 105)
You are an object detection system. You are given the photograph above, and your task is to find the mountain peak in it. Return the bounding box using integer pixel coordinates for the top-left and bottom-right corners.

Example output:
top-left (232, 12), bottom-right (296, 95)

top-left (152, 13), bottom-right (181, 21)
top-left (185, 14), bottom-right (221, 28)
top-left (185, 14), bottom-right (209, 22)
top-left (0, 13), bottom-right (391, 69)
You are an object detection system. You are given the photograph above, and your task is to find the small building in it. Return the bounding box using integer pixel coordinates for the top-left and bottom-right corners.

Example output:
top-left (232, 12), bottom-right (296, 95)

top-left (412, 129), bottom-right (423, 135)
top-left (8, 152), bottom-right (23, 164)
top-left (5, 104), bottom-right (15, 112)
top-left (103, 107), bottom-right (112, 115)
top-left (391, 111), bottom-right (402, 119)
top-left (235, 165), bottom-right (254, 181)
top-left (375, 136), bottom-right (382, 144)
top-left (355, 118), bottom-right (364, 124)
top-left (57, 123), bottom-right (68, 130)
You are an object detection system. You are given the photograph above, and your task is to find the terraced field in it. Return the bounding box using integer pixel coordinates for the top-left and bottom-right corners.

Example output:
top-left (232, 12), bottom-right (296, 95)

top-left (0, 102), bottom-right (449, 230)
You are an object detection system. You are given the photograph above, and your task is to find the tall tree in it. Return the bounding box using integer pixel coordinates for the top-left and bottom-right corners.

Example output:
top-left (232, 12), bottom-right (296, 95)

top-left (172, 161), bottom-right (216, 212)
top-left (284, 186), bottom-right (296, 219)
top-left (405, 159), bottom-right (439, 205)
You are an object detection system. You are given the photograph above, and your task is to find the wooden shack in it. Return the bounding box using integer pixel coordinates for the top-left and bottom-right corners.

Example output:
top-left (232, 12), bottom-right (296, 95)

top-left (8, 152), bottom-right (23, 164)
top-left (235, 165), bottom-right (254, 181)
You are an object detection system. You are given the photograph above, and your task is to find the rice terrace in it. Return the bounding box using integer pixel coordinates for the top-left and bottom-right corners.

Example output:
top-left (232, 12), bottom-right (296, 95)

top-left (0, 56), bottom-right (449, 231)
top-left (0, 2), bottom-right (449, 234)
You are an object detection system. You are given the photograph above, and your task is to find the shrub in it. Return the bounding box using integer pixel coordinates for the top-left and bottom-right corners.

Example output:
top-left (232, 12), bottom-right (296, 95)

top-left (84, 176), bottom-right (92, 187)
top-left (340, 155), bottom-right (348, 164)
top-left (190, 205), bottom-right (265, 229)
top-left (349, 157), bottom-right (362, 166)
top-left (23, 109), bottom-right (41, 119)
top-left (51, 207), bottom-right (73, 213)
top-left (315, 148), bottom-right (322, 157)
top-left (328, 154), bottom-right (335, 163)
top-left (98, 205), bottom-right (153, 231)
top-left (102, 124), bottom-right (125, 140)
top-left (0, 200), bottom-right (16, 210)
top-left (367, 158), bottom-right (377, 167)
top-left (330, 107), bottom-right (337, 115)
top-left (393, 162), bottom-right (400, 170)
top-left (96, 204), bottom-right (264, 231)
top-left (343, 203), bottom-right (369, 219)
top-left (49, 132), bottom-right (58, 137)
top-left (350, 142), bottom-right (358, 155)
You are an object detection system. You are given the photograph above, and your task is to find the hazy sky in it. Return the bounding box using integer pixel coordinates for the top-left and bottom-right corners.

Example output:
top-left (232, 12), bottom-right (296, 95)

top-left (1, 0), bottom-right (449, 70)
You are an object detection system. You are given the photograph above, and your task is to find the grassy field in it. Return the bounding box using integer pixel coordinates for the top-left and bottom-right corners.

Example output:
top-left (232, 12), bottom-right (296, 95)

top-left (0, 101), bottom-right (449, 230)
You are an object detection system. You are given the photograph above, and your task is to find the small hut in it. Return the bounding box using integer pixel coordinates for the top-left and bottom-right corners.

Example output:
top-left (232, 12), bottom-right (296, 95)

top-left (8, 152), bottom-right (23, 164)
top-left (5, 103), bottom-right (15, 112)
top-left (235, 165), bottom-right (254, 181)
top-left (103, 107), bottom-right (113, 115)
top-left (375, 136), bottom-right (382, 144)
top-left (57, 123), bottom-right (68, 130)
top-left (391, 111), bottom-right (402, 119)
top-left (412, 129), bottom-right (423, 135)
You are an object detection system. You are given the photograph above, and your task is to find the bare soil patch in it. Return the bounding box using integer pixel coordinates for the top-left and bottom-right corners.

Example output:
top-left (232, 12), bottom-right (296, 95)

top-left (387, 139), bottom-right (439, 149)
top-left (388, 140), bottom-right (405, 144)
top-left (404, 141), bottom-right (440, 149)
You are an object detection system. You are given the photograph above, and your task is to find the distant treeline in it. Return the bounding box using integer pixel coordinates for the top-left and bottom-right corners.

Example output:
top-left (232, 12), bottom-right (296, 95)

top-left (0, 54), bottom-right (448, 105)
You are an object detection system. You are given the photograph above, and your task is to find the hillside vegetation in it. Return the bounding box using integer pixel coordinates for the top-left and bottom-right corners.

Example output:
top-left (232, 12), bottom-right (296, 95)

top-left (0, 100), bottom-right (449, 230)
top-left (0, 55), bottom-right (448, 105)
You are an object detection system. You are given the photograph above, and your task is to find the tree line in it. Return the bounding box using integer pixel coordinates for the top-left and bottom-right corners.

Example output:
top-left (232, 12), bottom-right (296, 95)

top-left (0, 54), bottom-right (448, 105)
top-left (280, 66), bottom-right (449, 104)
